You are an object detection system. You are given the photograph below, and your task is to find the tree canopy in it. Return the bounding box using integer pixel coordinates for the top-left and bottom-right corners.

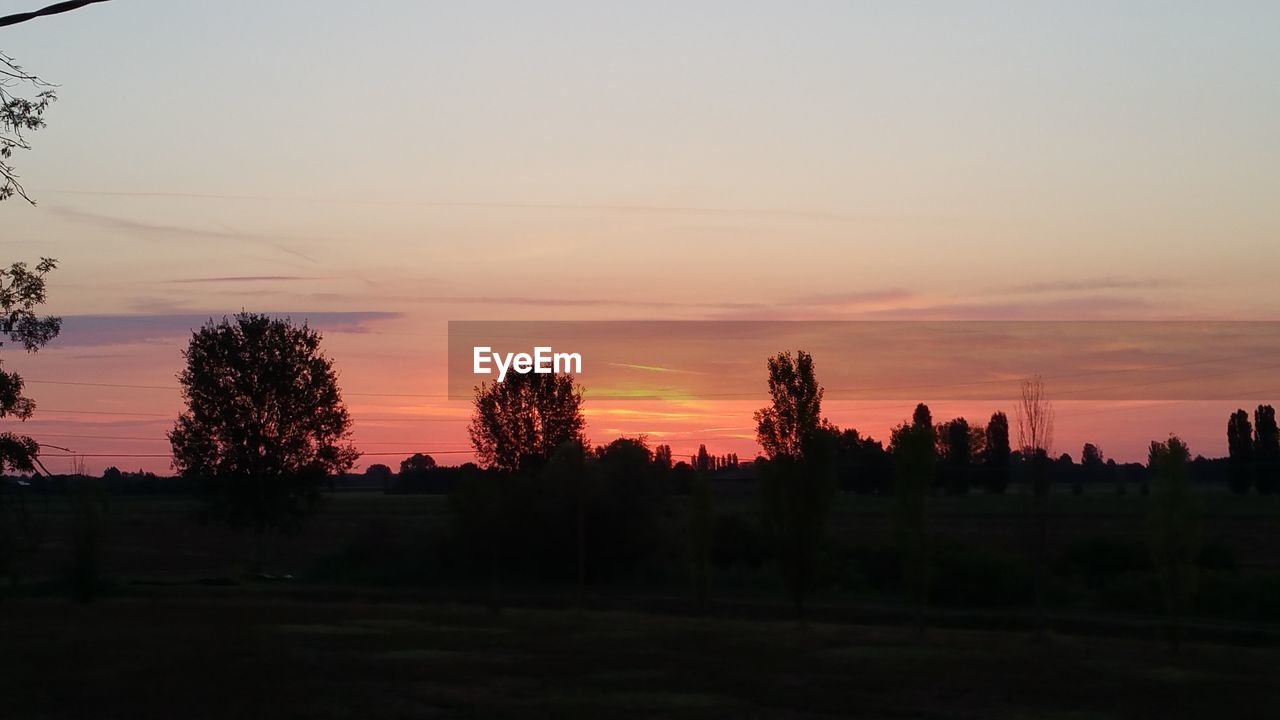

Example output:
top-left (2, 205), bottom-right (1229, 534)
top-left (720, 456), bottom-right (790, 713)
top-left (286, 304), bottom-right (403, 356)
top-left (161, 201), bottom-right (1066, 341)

top-left (468, 371), bottom-right (586, 475)
top-left (754, 350), bottom-right (824, 460)
top-left (169, 313), bottom-right (359, 538)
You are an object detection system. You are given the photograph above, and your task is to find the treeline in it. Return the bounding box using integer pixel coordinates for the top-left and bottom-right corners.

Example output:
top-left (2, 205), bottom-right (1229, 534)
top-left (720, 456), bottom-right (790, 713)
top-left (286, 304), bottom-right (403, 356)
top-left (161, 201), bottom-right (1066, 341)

top-left (4, 312), bottom-right (1272, 652)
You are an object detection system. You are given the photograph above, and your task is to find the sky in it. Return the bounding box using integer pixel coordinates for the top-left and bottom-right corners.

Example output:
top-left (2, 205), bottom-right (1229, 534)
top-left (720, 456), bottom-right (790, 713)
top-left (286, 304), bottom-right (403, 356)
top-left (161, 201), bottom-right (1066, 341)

top-left (2, 1), bottom-right (1279, 473)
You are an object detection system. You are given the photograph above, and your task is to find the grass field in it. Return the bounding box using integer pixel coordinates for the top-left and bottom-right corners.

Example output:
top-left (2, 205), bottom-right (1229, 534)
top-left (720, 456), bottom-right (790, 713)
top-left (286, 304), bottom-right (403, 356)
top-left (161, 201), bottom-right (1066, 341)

top-left (6, 490), bottom-right (1280, 717)
top-left (5, 593), bottom-right (1280, 719)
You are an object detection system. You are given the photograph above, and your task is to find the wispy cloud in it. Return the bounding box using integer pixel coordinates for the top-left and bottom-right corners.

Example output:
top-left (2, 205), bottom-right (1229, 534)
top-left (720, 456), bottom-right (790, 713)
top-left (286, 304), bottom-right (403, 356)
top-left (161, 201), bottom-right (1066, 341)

top-left (781, 289), bottom-right (915, 307)
top-left (164, 275), bottom-right (322, 284)
top-left (861, 295), bottom-right (1159, 320)
top-left (53, 311), bottom-right (401, 347)
top-left (1002, 277), bottom-right (1181, 295)
top-left (379, 289), bottom-right (913, 315)
top-left (50, 206), bottom-right (319, 264)
top-left (607, 362), bottom-right (707, 375)
top-left (46, 190), bottom-right (998, 226)
top-left (411, 295), bottom-right (761, 310)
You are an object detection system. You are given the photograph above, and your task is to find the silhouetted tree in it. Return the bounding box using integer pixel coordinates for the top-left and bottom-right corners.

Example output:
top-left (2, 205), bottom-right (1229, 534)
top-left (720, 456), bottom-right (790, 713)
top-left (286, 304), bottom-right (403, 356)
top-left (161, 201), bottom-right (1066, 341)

top-left (912, 403), bottom-right (933, 435)
top-left (654, 444), bottom-right (673, 471)
top-left (1253, 405), bottom-right (1279, 495)
top-left (574, 436), bottom-right (667, 585)
top-left (365, 463), bottom-right (393, 493)
top-left (1, 53), bottom-right (56, 203)
top-left (670, 460), bottom-right (695, 495)
top-left (891, 406), bottom-right (937, 637)
top-left (463, 372), bottom-right (585, 611)
top-left (1080, 443), bottom-right (1107, 492)
top-left (1081, 443), bottom-right (1102, 467)
top-left (399, 453), bottom-right (436, 473)
top-left (755, 350), bottom-right (824, 458)
top-left (468, 371), bottom-right (585, 475)
top-left (0, 258), bottom-right (59, 587)
top-left (695, 444), bottom-right (712, 473)
top-left (984, 411), bottom-right (1011, 493)
top-left (0, 258), bottom-right (60, 472)
top-left (942, 418), bottom-right (971, 495)
top-left (755, 350), bottom-right (834, 617)
top-left (169, 313), bottom-right (359, 571)
top-left (1016, 375), bottom-right (1054, 637)
top-left (1147, 435), bottom-right (1200, 654)
top-left (1227, 409), bottom-right (1254, 495)
top-left (833, 427), bottom-right (892, 495)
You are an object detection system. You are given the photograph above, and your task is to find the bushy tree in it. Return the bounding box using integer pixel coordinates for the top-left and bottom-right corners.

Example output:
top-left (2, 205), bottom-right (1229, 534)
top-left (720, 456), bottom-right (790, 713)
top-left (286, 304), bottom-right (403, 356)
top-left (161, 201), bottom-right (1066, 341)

top-left (754, 350), bottom-right (834, 617)
top-left (754, 350), bottom-right (824, 458)
top-left (399, 453), bottom-right (436, 473)
top-left (833, 427), bottom-right (892, 495)
top-left (468, 371), bottom-right (585, 475)
top-left (1147, 435), bottom-right (1200, 653)
top-left (451, 435), bottom-right (669, 600)
top-left (169, 313), bottom-right (359, 570)
top-left (1227, 409), bottom-right (1253, 495)
top-left (461, 372), bottom-right (587, 609)
top-left (365, 463), bottom-right (393, 492)
top-left (591, 437), bottom-right (667, 578)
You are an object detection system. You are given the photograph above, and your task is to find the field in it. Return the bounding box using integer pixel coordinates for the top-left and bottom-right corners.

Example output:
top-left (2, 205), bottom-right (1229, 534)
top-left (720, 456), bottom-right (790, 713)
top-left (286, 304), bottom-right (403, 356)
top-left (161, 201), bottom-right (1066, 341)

top-left (6, 489), bottom-right (1280, 718)
top-left (13, 489), bottom-right (1280, 581)
top-left (6, 594), bottom-right (1280, 719)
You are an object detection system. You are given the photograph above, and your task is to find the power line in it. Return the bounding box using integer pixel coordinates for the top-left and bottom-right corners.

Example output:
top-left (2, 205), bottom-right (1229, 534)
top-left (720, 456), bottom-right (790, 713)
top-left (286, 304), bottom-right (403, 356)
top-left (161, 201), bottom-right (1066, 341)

top-left (25, 379), bottom-right (173, 390)
top-left (37, 408), bottom-right (169, 417)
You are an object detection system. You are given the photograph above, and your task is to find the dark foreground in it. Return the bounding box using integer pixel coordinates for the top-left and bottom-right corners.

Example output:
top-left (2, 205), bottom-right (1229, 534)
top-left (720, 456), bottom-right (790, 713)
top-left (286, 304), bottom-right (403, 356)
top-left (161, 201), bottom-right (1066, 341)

top-left (4, 594), bottom-right (1279, 719)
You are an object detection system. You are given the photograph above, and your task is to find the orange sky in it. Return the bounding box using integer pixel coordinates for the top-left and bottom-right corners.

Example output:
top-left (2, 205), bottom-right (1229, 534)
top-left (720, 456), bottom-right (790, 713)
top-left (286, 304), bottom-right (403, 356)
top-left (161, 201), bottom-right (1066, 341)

top-left (3, 3), bottom-right (1279, 473)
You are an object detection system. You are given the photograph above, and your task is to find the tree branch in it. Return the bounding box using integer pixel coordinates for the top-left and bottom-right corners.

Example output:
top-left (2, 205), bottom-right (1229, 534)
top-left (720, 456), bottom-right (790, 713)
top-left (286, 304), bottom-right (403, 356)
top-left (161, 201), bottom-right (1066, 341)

top-left (0, 0), bottom-right (111, 29)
